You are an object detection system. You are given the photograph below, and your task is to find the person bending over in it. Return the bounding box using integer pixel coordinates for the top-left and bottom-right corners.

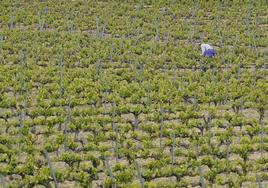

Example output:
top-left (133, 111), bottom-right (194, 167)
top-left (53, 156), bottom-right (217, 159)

top-left (201, 43), bottom-right (215, 58)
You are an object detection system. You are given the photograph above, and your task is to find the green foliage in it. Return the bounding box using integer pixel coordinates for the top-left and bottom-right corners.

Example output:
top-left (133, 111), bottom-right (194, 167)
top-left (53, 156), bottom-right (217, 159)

top-left (0, 0), bottom-right (267, 187)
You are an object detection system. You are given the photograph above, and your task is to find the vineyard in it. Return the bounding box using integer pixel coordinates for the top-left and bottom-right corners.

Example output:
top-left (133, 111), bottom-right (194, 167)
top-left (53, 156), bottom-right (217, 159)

top-left (0, 0), bottom-right (268, 187)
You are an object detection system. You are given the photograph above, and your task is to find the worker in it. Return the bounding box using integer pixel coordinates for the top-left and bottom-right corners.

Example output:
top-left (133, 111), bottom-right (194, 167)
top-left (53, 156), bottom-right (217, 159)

top-left (200, 43), bottom-right (215, 58)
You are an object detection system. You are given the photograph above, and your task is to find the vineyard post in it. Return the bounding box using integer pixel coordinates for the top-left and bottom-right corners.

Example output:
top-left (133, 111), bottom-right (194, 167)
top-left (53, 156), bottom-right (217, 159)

top-left (172, 67), bottom-right (177, 86)
top-left (237, 63), bottom-right (241, 82)
top-left (96, 16), bottom-right (99, 37)
top-left (18, 49), bottom-right (25, 160)
top-left (217, 15), bottom-right (223, 48)
top-left (160, 107), bottom-right (164, 148)
top-left (254, 7), bottom-right (259, 27)
top-left (105, 157), bottom-right (116, 188)
top-left (164, 31), bottom-right (169, 45)
top-left (133, 6), bottom-right (138, 34)
top-left (180, 15), bottom-right (186, 32)
top-left (213, 16), bottom-right (217, 33)
top-left (188, 5), bottom-right (195, 44)
top-left (225, 64), bottom-right (229, 104)
top-left (198, 166), bottom-right (206, 188)
top-left (139, 63), bottom-right (143, 84)
top-left (119, 39), bottom-right (123, 56)
top-left (241, 96), bottom-right (244, 114)
top-left (0, 35), bottom-right (5, 63)
top-left (245, 4), bottom-right (250, 36)
top-left (24, 48), bottom-right (28, 68)
top-left (134, 160), bottom-right (145, 188)
top-left (141, 0), bottom-right (144, 8)
top-left (219, 34), bottom-right (223, 49)
top-left (63, 116), bottom-right (68, 151)
top-left (59, 51), bottom-right (63, 99)
top-left (39, 12), bottom-right (45, 32)
top-left (64, 102), bottom-right (71, 150)
top-left (134, 28), bottom-right (141, 45)
top-left (105, 71), bottom-right (109, 95)
top-left (264, 47), bottom-right (266, 69)
top-left (133, 62), bottom-right (137, 81)
top-left (232, 34), bottom-right (238, 56)
top-left (226, 138), bottom-right (230, 173)
top-left (239, 96), bottom-right (245, 131)
top-left (111, 101), bottom-right (119, 162)
top-left (67, 13), bottom-right (73, 33)
top-left (210, 66), bottom-right (215, 82)
top-left (68, 19), bottom-right (72, 33)
top-left (217, 3), bottom-right (222, 35)
top-left (189, 5), bottom-right (194, 47)
top-left (0, 35), bottom-right (2, 60)
top-left (24, 80), bottom-right (29, 108)
top-left (195, 141), bottom-right (200, 158)
top-left (194, 93), bottom-right (197, 111)
top-left (99, 59), bottom-right (103, 105)
top-left (125, 16), bottom-right (129, 37)
top-left (134, 112), bottom-right (139, 130)
top-left (0, 174), bottom-right (5, 188)
top-left (112, 102), bottom-right (116, 131)
top-left (154, 17), bottom-right (159, 43)
top-left (44, 6), bottom-right (48, 15)
top-left (260, 119), bottom-right (264, 157)
top-left (208, 115), bottom-right (212, 148)
top-left (44, 150), bottom-right (59, 188)
top-left (256, 175), bottom-right (263, 188)
top-left (101, 23), bottom-right (106, 38)
top-left (253, 65), bottom-right (256, 87)
top-left (171, 132), bottom-right (175, 167)
top-left (19, 50), bottom-right (24, 96)
top-left (146, 81), bottom-right (151, 106)
top-left (74, 109), bottom-right (79, 142)
top-left (115, 116), bottom-right (119, 162)
top-left (252, 32), bottom-right (258, 58)
top-left (189, 22), bottom-right (194, 50)
top-left (9, 9), bottom-right (14, 30)
top-left (95, 59), bottom-right (99, 76)
top-left (109, 43), bottom-right (114, 62)
top-left (18, 110), bottom-right (23, 160)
